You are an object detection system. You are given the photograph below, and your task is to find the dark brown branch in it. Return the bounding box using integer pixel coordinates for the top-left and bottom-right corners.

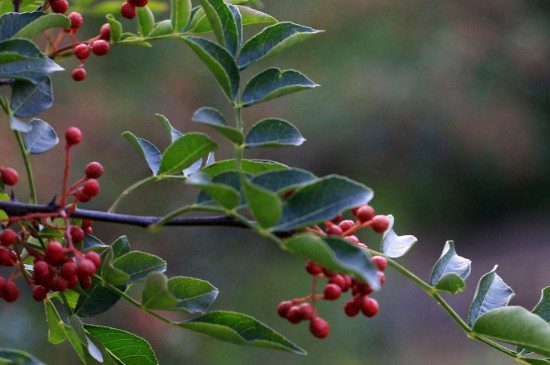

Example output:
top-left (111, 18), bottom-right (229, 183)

top-left (0, 200), bottom-right (247, 229)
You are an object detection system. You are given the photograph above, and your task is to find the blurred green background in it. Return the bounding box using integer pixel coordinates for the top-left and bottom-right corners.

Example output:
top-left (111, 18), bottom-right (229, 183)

top-left (2, 0), bottom-right (550, 363)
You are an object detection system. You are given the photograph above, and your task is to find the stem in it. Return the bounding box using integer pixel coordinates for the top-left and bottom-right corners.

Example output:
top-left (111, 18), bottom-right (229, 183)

top-left (59, 291), bottom-right (74, 316)
top-left (108, 175), bottom-right (158, 213)
top-left (14, 130), bottom-right (38, 204)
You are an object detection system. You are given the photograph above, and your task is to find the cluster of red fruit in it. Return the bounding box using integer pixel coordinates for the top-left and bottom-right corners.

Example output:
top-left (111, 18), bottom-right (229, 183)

top-left (41, 0), bottom-right (112, 82)
top-left (277, 205), bottom-right (390, 339)
top-left (0, 127), bottom-right (104, 302)
top-left (121, 0), bottom-right (149, 20)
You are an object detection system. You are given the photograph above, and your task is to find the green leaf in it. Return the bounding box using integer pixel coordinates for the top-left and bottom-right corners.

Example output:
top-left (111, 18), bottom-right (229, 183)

top-left (63, 325), bottom-right (87, 363)
top-left (142, 272), bottom-right (178, 309)
top-left (122, 131), bottom-right (162, 175)
top-left (69, 316), bottom-right (109, 365)
top-left (149, 19), bottom-right (174, 38)
top-left (238, 22), bottom-right (321, 69)
top-left (284, 234), bottom-right (380, 290)
top-left (111, 236), bottom-right (131, 258)
top-left (155, 114), bottom-right (182, 143)
top-left (21, 119), bottom-right (58, 154)
top-left (137, 6), bottom-right (155, 37)
top-left (192, 107), bottom-right (243, 145)
top-left (106, 14), bottom-right (122, 41)
top-left (188, 172), bottom-right (241, 209)
top-left (242, 68), bottom-right (318, 107)
top-left (468, 266), bottom-right (514, 326)
top-left (10, 77), bottom-right (53, 117)
top-left (84, 325), bottom-right (159, 365)
top-left (158, 132), bottom-right (217, 175)
top-left (228, 4), bottom-right (242, 54)
top-left (0, 349), bottom-right (45, 365)
top-left (429, 241), bottom-right (471, 294)
top-left (0, 56), bottom-right (62, 84)
top-left (188, 4), bottom-right (274, 34)
top-left (519, 287), bottom-right (550, 354)
top-left (381, 215), bottom-right (417, 258)
top-left (183, 158), bottom-right (203, 177)
top-left (167, 276), bottom-right (218, 313)
top-left (82, 233), bottom-right (108, 253)
top-left (44, 299), bottom-right (66, 345)
top-left (251, 168), bottom-right (316, 193)
top-left (245, 118), bottom-right (305, 148)
top-left (0, 39), bottom-right (44, 66)
top-left (473, 306), bottom-right (550, 357)
top-left (9, 115), bottom-right (30, 132)
top-left (273, 175), bottom-right (373, 232)
top-left (195, 170), bottom-right (245, 206)
top-left (113, 251), bottom-right (167, 284)
top-left (201, 159), bottom-right (287, 177)
top-left (522, 359), bottom-right (550, 365)
top-left (101, 248), bottom-right (131, 286)
top-left (200, 0), bottom-right (239, 57)
top-left (171, 0), bottom-right (191, 32)
top-left (0, 12), bottom-right (45, 41)
top-left (178, 311), bottom-right (306, 355)
top-left (14, 13), bottom-right (70, 39)
top-left (242, 177), bottom-right (282, 228)
top-left (181, 36), bottom-right (239, 102)
top-left (236, 5), bottom-right (276, 26)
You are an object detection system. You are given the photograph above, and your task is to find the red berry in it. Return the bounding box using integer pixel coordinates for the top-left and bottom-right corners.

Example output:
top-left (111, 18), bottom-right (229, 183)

top-left (361, 297), bottom-right (379, 317)
top-left (322, 267), bottom-right (336, 277)
top-left (79, 275), bottom-right (92, 289)
top-left (324, 283), bottom-right (342, 300)
top-left (309, 317), bottom-right (330, 339)
top-left (50, 0), bottom-right (68, 13)
top-left (3, 281), bottom-right (19, 302)
top-left (77, 259), bottom-right (96, 278)
top-left (85, 251), bottom-right (101, 270)
top-left (326, 225), bottom-right (343, 236)
top-left (1, 167), bottom-right (18, 186)
top-left (99, 23), bottom-right (111, 40)
top-left (341, 275), bottom-right (352, 292)
top-left (33, 261), bottom-right (49, 276)
top-left (286, 306), bottom-right (303, 324)
top-left (351, 206), bottom-right (361, 216)
top-left (331, 213), bottom-right (342, 223)
top-left (305, 260), bottom-right (323, 275)
top-left (52, 276), bottom-right (68, 292)
top-left (356, 205), bottom-right (375, 223)
top-left (371, 215), bottom-right (390, 233)
top-left (91, 40), bottom-right (109, 56)
top-left (68, 12), bottom-right (83, 30)
top-left (83, 179), bottom-right (100, 197)
top-left (0, 277), bottom-right (4, 297)
top-left (66, 127), bottom-right (82, 145)
top-left (345, 235), bottom-right (359, 244)
top-left (338, 220), bottom-right (355, 232)
top-left (0, 229), bottom-right (17, 246)
top-left (128, 0), bottom-right (148, 7)
top-left (81, 219), bottom-right (93, 229)
top-left (70, 226), bottom-right (85, 243)
top-left (60, 261), bottom-right (77, 279)
top-left (77, 188), bottom-right (91, 202)
top-left (67, 275), bottom-right (79, 289)
top-left (299, 303), bottom-right (315, 320)
top-left (277, 300), bottom-right (293, 318)
top-left (0, 247), bottom-right (11, 266)
top-left (32, 285), bottom-right (48, 302)
top-left (378, 271), bottom-right (385, 285)
top-left (45, 241), bottom-right (64, 265)
top-left (329, 274), bottom-right (346, 289)
top-left (74, 44), bottom-right (90, 60)
top-left (85, 227), bottom-right (93, 234)
top-left (372, 256), bottom-right (387, 272)
top-left (352, 281), bottom-right (373, 296)
top-left (121, 2), bottom-right (137, 19)
top-left (71, 67), bottom-right (86, 81)
top-left (85, 162), bottom-right (104, 179)
top-left (344, 299), bottom-right (360, 317)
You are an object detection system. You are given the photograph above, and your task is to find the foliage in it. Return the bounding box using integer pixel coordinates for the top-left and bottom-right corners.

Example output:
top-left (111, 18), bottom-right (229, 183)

top-left (0, 0), bottom-right (548, 364)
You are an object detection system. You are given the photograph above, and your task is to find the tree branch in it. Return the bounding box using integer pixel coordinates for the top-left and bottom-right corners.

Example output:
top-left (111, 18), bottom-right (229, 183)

top-left (0, 200), bottom-right (247, 228)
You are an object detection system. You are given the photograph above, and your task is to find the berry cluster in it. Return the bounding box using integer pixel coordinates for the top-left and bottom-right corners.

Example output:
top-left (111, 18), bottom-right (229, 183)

top-left (0, 128), bottom-right (104, 303)
top-left (42, 2), bottom-right (112, 82)
top-left (277, 205), bottom-right (390, 338)
top-left (121, 0), bottom-right (148, 20)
